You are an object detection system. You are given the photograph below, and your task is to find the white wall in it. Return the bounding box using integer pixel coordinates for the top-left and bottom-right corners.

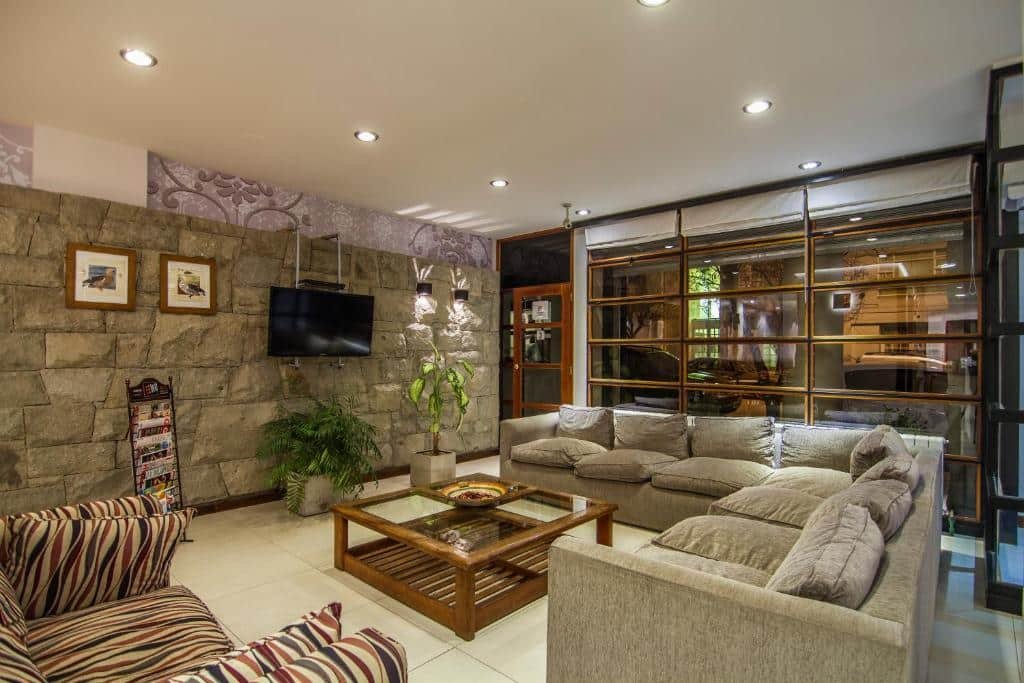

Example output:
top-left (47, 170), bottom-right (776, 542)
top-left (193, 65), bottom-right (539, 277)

top-left (33, 125), bottom-right (147, 207)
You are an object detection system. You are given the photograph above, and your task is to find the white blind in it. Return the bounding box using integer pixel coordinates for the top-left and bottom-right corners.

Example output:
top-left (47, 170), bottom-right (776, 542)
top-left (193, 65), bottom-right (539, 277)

top-left (807, 156), bottom-right (972, 218)
top-left (584, 211), bottom-right (677, 250)
top-left (680, 189), bottom-right (803, 236)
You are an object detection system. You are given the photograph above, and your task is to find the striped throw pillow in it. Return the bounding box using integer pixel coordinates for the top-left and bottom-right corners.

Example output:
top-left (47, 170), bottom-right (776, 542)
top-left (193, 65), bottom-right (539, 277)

top-left (257, 628), bottom-right (408, 683)
top-left (7, 509), bottom-right (193, 619)
top-left (166, 602), bottom-right (345, 682)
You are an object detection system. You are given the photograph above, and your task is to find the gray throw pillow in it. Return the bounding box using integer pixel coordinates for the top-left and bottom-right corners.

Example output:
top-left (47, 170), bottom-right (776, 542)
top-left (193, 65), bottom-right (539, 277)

top-left (652, 516), bottom-right (800, 574)
top-left (849, 425), bottom-right (912, 480)
top-left (689, 416), bottom-right (774, 464)
top-left (556, 406), bottom-right (614, 448)
top-left (613, 412), bottom-right (688, 459)
top-left (856, 453), bottom-right (921, 492)
top-left (808, 479), bottom-right (912, 540)
top-left (781, 425), bottom-right (868, 471)
top-left (510, 437), bottom-right (606, 469)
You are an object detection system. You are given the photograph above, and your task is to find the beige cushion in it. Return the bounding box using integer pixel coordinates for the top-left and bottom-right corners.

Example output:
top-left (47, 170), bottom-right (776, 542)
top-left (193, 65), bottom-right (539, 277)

top-left (767, 503), bottom-right (885, 609)
top-left (849, 425), bottom-right (913, 480)
top-left (557, 405), bottom-right (614, 448)
top-left (810, 479), bottom-right (912, 540)
top-left (781, 425), bottom-right (868, 471)
top-left (650, 457), bottom-right (773, 497)
top-left (613, 412), bottom-right (688, 459)
top-left (574, 449), bottom-right (677, 483)
top-left (510, 437), bottom-right (605, 469)
top-left (856, 452), bottom-right (921, 491)
top-left (689, 417), bottom-right (774, 464)
top-left (633, 543), bottom-right (770, 587)
top-left (709, 486), bottom-right (824, 529)
top-left (652, 516), bottom-right (800, 574)
top-left (761, 467), bottom-right (852, 498)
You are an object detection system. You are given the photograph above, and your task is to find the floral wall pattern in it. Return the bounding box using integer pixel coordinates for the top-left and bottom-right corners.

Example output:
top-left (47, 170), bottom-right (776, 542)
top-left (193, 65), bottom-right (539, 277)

top-left (146, 153), bottom-right (493, 269)
top-left (0, 122), bottom-right (32, 188)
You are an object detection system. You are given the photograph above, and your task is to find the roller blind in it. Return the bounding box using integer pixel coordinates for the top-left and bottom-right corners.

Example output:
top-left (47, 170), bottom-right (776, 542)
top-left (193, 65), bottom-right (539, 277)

top-left (680, 189), bottom-right (804, 236)
top-left (584, 211), bottom-right (678, 249)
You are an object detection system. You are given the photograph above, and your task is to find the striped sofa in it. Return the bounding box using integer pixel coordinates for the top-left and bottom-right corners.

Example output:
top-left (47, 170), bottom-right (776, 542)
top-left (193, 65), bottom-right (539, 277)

top-left (0, 496), bottom-right (407, 683)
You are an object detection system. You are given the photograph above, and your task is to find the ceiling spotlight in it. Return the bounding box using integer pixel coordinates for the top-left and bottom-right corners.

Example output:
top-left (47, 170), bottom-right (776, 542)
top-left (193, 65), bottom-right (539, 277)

top-left (561, 203), bottom-right (574, 230)
top-left (866, 237), bottom-right (878, 242)
top-left (637, 0), bottom-right (670, 6)
top-left (575, 208), bottom-right (591, 216)
top-left (490, 179), bottom-right (509, 188)
top-left (849, 216), bottom-right (864, 222)
top-left (742, 99), bottom-right (772, 115)
top-left (798, 160), bottom-right (823, 171)
top-left (119, 48), bottom-right (157, 68)
top-left (354, 130), bottom-right (379, 143)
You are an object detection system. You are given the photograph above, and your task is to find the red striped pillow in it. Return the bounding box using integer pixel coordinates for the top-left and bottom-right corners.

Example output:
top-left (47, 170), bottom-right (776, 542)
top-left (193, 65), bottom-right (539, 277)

top-left (260, 628), bottom-right (408, 683)
top-left (6, 509), bottom-right (193, 619)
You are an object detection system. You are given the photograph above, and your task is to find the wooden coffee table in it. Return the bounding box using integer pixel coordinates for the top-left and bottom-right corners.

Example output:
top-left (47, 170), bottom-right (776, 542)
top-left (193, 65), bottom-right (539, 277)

top-left (332, 474), bottom-right (617, 640)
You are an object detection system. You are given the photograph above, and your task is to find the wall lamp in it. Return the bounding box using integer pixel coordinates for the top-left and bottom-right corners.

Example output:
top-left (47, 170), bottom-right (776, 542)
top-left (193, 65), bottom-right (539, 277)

top-left (416, 282), bottom-right (433, 297)
top-left (453, 288), bottom-right (469, 303)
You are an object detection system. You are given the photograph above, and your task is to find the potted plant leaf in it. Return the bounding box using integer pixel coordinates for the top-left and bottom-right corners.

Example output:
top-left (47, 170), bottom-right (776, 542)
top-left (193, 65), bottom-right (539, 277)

top-left (407, 341), bottom-right (475, 485)
top-left (256, 397), bottom-right (382, 516)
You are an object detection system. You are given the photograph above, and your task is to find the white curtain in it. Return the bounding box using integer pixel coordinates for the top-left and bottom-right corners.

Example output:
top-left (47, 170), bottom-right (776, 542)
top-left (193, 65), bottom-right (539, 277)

top-left (680, 189), bottom-right (804, 237)
top-left (584, 211), bottom-right (678, 250)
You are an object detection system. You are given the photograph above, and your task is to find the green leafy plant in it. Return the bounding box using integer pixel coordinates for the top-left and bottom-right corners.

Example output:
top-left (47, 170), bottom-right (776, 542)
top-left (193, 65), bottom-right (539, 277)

top-left (256, 397), bottom-right (382, 513)
top-left (407, 342), bottom-right (475, 455)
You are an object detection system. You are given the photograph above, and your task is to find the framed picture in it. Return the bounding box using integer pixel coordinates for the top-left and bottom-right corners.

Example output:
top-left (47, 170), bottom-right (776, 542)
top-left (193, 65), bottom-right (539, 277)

top-left (65, 243), bottom-right (137, 310)
top-left (160, 254), bottom-right (217, 315)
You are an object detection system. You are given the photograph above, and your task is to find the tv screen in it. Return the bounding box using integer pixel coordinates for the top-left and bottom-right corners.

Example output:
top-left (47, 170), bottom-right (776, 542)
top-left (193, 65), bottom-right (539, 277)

top-left (267, 287), bottom-right (374, 357)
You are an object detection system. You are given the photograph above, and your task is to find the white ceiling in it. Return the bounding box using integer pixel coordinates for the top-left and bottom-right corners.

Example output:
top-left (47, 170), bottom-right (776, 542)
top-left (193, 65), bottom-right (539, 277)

top-left (0, 0), bottom-right (1019, 237)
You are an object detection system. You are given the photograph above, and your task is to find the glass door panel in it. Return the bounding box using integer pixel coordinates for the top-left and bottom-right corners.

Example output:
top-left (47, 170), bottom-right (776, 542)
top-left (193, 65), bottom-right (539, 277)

top-left (520, 294), bottom-right (562, 324)
top-left (522, 367), bottom-right (562, 405)
top-left (523, 328), bottom-right (562, 363)
top-left (503, 283), bottom-right (572, 418)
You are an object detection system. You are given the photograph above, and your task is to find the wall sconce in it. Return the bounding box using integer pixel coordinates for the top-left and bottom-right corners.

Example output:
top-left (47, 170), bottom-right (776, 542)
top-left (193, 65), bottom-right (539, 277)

top-left (453, 289), bottom-right (469, 303)
top-left (416, 282), bottom-right (433, 297)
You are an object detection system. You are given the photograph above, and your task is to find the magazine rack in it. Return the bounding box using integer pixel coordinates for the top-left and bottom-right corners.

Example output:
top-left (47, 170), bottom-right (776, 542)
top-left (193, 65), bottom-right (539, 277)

top-left (125, 377), bottom-right (186, 513)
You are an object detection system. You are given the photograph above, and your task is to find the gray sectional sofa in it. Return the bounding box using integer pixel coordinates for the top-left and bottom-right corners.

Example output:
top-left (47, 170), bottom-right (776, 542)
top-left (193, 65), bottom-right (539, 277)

top-left (498, 406), bottom-right (944, 682)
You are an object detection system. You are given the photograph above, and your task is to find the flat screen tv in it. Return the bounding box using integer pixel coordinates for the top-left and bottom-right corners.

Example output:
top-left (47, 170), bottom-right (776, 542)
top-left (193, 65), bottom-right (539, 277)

top-left (267, 286), bottom-right (374, 357)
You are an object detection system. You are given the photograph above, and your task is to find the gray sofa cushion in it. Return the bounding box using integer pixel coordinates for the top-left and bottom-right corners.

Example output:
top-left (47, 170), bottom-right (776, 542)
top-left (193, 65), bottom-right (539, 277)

top-left (650, 458), bottom-right (773, 498)
top-left (810, 479), bottom-right (913, 540)
top-left (510, 437), bottom-right (606, 469)
top-left (557, 406), bottom-right (614, 448)
top-left (849, 425), bottom-right (913, 480)
top-left (781, 425), bottom-right (868, 471)
top-left (613, 411), bottom-right (688, 459)
top-left (856, 452), bottom-right (921, 492)
top-left (767, 503), bottom-right (885, 609)
top-left (633, 543), bottom-right (771, 587)
top-left (689, 417), bottom-right (774, 464)
top-left (708, 486), bottom-right (824, 529)
top-left (760, 466), bottom-right (852, 498)
top-left (652, 516), bottom-right (800, 574)
top-left (574, 449), bottom-right (677, 483)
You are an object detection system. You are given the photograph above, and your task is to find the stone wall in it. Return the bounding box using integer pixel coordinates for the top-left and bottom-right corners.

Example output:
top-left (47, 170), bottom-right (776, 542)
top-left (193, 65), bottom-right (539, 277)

top-left (0, 183), bottom-right (499, 515)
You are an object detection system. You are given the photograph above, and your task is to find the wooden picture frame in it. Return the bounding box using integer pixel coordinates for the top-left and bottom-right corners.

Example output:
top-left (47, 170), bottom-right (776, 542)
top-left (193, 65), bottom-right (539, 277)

top-left (159, 254), bottom-right (217, 315)
top-left (65, 242), bottom-right (137, 311)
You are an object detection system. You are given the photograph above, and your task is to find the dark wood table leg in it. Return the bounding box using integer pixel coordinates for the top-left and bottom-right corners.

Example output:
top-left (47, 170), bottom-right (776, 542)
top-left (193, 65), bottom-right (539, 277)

top-left (453, 567), bottom-right (477, 641)
top-left (334, 514), bottom-right (348, 570)
top-left (596, 512), bottom-right (613, 547)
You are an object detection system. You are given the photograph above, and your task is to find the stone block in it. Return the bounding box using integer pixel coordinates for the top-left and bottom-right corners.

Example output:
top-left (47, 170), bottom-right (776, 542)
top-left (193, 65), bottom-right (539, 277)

top-left (233, 286), bottom-right (268, 314)
top-left (227, 362), bottom-right (282, 402)
top-left (25, 402), bottom-right (95, 447)
top-left (351, 248), bottom-right (378, 283)
top-left (116, 334), bottom-right (150, 367)
top-left (280, 364), bottom-right (312, 397)
top-left (188, 216), bottom-right (246, 238)
top-left (115, 438), bottom-right (133, 469)
top-left (436, 328), bottom-right (480, 351)
top-left (28, 441), bottom-right (115, 477)
top-left (0, 286), bottom-right (11, 331)
top-left (481, 269), bottom-right (500, 294)
top-left (0, 333), bottom-right (44, 371)
top-left (148, 314), bottom-right (246, 366)
top-left (218, 457), bottom-right (275, 496)
top-left (137, 249), bottom-right (161, 293)
top-left (378, 252), bottom-right (412, 290)
top-left (0, 440), bottom-right (27, 491)
top-left (0, 208), bottom-right (35, 255)
top-left (64, 468), bottom-right (132, 505)
top-left (365, 358), bottom-right (410, 385)
top-left (180, 464), bottom-right (228, 504)
top-left (59, 193), bottom-right (110, 231)
top-left (309, 246), bottom-right (350, 276)
top-left (173, 400), bottom-right (201, 435)
top-left (177, 367), bottom-right (230, 399)
top-left (403, 324), bottom-right (434, 352)
top-left (178, 230), bottom-right (241, 262)
top-left (372, 330), bottom-right (408, 357)
top-left (105, 202), bottom-right (144, 223)
top-left (368, 383), bottom-right (404, 413)
top-left (93, 407), bottom-right (128, 442)
top-left (234, 255), bottom-right (282, 287)
top-left (106, 308), bottom-right (156, 334)
top-left (14, 287), bottom-right (104, 331)
top-left (0, 484), bottom-right (66, 516)
top-left (45, 332), bottom-right (115, 368)
top-left (192, 401), bottom-right (279, 464)
top-left (241, 229), bottom-right (289, 258)
top-left (0, 372), bottom-right (48, 408)
top-left (0, 185), bottom-right (60, 216)
top-left (0, 408), bottom-right (24, 440)
top-left (242, 317), bottom-right (269, 362)
top-left (0, 254), bottom-right (62, 287)
top-left (97, 219), bottom-right (177, 252)
top-left (102, 368), bottom-right (176, 408)
top-left (40, 368), bottom-right (114, 402)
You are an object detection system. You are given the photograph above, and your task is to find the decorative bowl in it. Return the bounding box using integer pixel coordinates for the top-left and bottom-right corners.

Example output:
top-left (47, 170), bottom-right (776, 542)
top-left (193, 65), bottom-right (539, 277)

top-left (439, 480), bottom-right (511, 507)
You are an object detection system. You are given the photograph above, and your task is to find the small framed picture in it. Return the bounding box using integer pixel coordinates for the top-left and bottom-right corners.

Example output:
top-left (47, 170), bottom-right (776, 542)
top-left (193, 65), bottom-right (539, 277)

top-left (65, 243), bottom-right (137, 310)
top-left (160, 254), bottom-right (217, 315)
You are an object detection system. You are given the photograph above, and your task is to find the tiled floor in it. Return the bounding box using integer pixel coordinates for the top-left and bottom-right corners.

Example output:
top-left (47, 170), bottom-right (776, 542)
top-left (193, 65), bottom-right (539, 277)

top-left (171, 456), bottom-right (1024, 682)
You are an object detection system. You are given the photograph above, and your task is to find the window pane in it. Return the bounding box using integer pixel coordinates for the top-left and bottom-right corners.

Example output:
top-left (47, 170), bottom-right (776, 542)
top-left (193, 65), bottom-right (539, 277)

top-left (590, 384), bottom-right (679, 412)
top-left (686, 343), bottom-right (806, 389)
top-left (500, 291), bottom-right (514, 326)
top-left (999, 160), bottom-right (1024, 236)
top-left (590, 300), bottom-right (682, 340)
top-left (590, 344), bottom-right (681, 382)
top-left (813, 220), bottom-right (972, 284)
top-left (998, 336), bottom-right (1024, 411)
top-left (523, 327), bottom-right (561, 363)
top-left (523, 405), bottom-right (556, 417)
top-left (520, 294), bottom-right (561, 323)
top-left (998, 248), bottom-right (1024, 322)
top-left (686, 389), bottom-right (805, 421)
top-left (686, 221), bottom-right (804, 249)
top-left (944, 462), bottom-right (979, 520)
top-left (687, 243), bottom-right (804, 293)
top-left (814, 281), bottom-right (979, 337)
top-left (589, 239), bottom-right (678, 262)
top-left (994, 509), bottom-right (1023, 589)
top-left (500, 365), bottom-right (513, 401)
top-left (999, 73), bottom-right (1024, 149)
top-left (500, 401), bottom-right (513, 420)
top-left (501, 328), bottom-right (514, 362)
top-left (591, 258), bottom-right (680, 299)
top-left (687, 292), bottom-right (805, 339)
top-left (813, 341), bottom-right (979, 396)
top-left (812, 396), bottom-right (978, 457)
top-left (996, 423), bottom-right (1024, 498)
top-left (522, 367), bottom-right (561, 404)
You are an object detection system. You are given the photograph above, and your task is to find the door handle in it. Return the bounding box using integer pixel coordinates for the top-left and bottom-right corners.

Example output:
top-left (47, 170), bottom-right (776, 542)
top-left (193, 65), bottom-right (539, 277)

top-left (514, 363), bottom-right (520, 370)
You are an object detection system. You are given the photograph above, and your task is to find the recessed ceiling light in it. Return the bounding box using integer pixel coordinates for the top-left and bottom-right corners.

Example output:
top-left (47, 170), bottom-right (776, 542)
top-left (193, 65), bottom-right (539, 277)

top-left (938, 262), bottom-right (957, 269)
top-left (798, 160), bottom-right (822, 171)
top-left (575, 208), bottom-right (591, 216)
top-left (664, 244), bottom-right (676, 249)
top-left (956, 285), bottom-right (965, 290)
top-left (878, 254), bottom-right (888, 259)
top-left (866, 236), bottom-right (878, 242)
top-left (703, 259), bottom-right (712, 264)
top-left (637, 0), bottom-right (670, 6)
top-left (742, 99), bottom-right (772, 115)
top-left (490, 179), bottom-right (509, 188)
top-left (849, 216), bottom-right (864, 222)
top-left (955, 293), bottom-right (968, 298)
top-left (119, 48), bottom-right (157, 68)
top-left (354, 130), bottom-right (379, 143)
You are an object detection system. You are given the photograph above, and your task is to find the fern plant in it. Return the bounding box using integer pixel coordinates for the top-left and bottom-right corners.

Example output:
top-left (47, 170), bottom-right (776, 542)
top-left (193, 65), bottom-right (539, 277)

top-left (407, 341), bottom-right (475, 455)
top-left (256, 397), bottom-right (381, 513)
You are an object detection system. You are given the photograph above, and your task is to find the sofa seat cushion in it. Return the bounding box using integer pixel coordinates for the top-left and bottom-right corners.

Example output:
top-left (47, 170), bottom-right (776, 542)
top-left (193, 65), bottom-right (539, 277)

top-left (651, 457), bottom-right (773, 497)
top-left (27, 585), bottom-right (232, 683)
top-left (613, 411), bottom-right (688, 459)
top-left (633, 543), bottom-right (770, 587)
top-left (708, 486), bottom-right (824, 529)
top-left (780, 425), bottom-right (868, 471)
top-left (810, 479), bottom-right (913, 541)
top-left (652, 516), bottom-right (800, 574)
top-left (689, 416), bottom-right (774, 464)
top-left (574, 449), bottom-right (677, 483)
top-left (510, 437), bottom-right (606, 469)
top-left (760, 467), bottom-right (852, 498)
top-left (850, 425), bottom-right (914, 480)
top-left (557, 405), bottom-right (614, 448)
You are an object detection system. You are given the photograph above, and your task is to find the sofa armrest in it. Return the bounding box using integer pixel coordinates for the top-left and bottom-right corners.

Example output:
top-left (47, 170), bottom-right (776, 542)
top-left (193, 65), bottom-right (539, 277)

top-left (547, 536), bottom-right (913, 683)
top-left (498, 412), bottom-right (559, 460)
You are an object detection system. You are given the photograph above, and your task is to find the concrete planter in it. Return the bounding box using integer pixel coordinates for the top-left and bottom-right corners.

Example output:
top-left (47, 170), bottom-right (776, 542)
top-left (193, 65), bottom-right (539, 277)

top-left (297, 475), bottom-right (356, 517)
top-left (410, 450), bottom-right (456, 487)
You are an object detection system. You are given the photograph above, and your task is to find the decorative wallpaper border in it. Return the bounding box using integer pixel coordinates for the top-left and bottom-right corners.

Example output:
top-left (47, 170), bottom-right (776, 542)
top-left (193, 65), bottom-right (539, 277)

top-left (0, 122), bottom-right (32, 188)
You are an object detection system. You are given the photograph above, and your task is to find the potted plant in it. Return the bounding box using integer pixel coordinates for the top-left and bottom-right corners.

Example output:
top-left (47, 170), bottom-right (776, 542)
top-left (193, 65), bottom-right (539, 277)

top-left (407, 341), bottom-right (475, 485)
top-left (256, 397), bottom-right (382, 516)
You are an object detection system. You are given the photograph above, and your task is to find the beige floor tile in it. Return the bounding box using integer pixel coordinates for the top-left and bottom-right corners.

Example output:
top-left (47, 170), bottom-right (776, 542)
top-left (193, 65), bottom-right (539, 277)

top-left (340, 599), bottom-right (453, 670)
top-left (411, 648), bottom-right (513, 682)
top-left (456, 456), bottom-right (500, 478)
top-left (456, 599), bottom-right (548, 683)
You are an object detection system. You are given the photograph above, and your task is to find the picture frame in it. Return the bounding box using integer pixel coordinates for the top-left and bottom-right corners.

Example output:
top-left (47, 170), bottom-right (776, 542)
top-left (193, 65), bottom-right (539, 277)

top-left (65, 242), bottom-right (137, 311)
top-left (160, 254), bottom-right (217, 315)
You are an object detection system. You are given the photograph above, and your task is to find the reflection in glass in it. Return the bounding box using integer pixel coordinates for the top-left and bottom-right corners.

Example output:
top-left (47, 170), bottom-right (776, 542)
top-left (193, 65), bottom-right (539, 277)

top-left (814, 281), bottom-right (979, 336)
top-left (500, 365), bottom-right (513, 400)
top-left (998, 336), bottom-right (1024, 411)
top-left (1000, 161), bottom-right (1024, 237)
top-left (590, 239), bottom-right (678, 262)
top-left (687, 292), bottom-right (805, 339)
top-left (812, 396), bottom-right (978, 457)
top-left (686, 222), bottom-right (804, 249)
top-left (590, 344), bottom-right (681, 382)
top-left (686, 389), bottom-right (804, 421)
top-left (994, 509), bottom-right (1023, 588)
top-left (944, 462), bottom-right (979, 520)
top-left (523, 367), bottom-right (561, 405)
top-left (590, 384), bottom-right (679, 412)
top-left (997, 423), bottom-right (1024, 498)
top-left (590, 300), bottom-right (682, 340)
top-left (591, 258), bottom-right (680, 299)
top-left (501, 329), bottom-right (514, 362)
top-left (686, 243), bottom-right (804, 293)
top-left (501, 291), bottom-right (514, 326)
top-left (687, 343), bottom-right (806, 388)
top-left (813, 221), bottom-right (971, 284)
top-left (500, 401), bottom-right (514, 420)
top-left (522, 327), bottom-right (561, 363)
top-left (998, 249), bottom-right (1024, 321)
top-left (520, 295), bottom-right (561, 324)
top-left (999, 73), bottom-right (1024, 149)
top-left (813, 341), bottom-right (978, 396)
top-left (523, 406), bottom-right (555, 417)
